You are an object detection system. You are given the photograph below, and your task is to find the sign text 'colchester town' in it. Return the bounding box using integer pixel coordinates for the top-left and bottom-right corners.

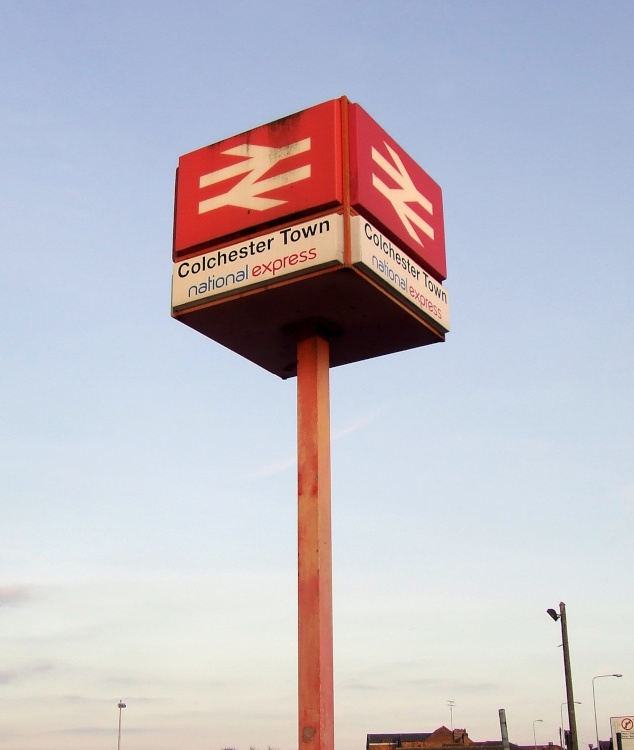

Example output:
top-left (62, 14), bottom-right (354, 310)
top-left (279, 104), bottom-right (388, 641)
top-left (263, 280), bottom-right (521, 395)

top-left (351, 216), bottom-right (449, 333)
top-left (171, 214), bottom-right (343, 310)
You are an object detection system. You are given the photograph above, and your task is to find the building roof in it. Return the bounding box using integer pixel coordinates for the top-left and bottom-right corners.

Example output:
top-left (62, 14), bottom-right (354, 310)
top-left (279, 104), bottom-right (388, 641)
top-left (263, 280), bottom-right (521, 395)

top-left (367, 726), bottom-right (563, 750)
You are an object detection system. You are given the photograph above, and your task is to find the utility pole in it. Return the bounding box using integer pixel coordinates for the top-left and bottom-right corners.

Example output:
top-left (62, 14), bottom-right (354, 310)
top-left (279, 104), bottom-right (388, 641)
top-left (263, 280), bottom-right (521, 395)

top-left (560, 603), bottom-right (578, 750)
top-left (548, 603), bottom-right (578, 750)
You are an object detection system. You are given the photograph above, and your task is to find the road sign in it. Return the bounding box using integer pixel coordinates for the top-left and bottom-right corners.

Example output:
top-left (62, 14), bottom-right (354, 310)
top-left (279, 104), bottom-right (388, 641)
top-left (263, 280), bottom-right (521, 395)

top-left (173, 99), bottom-right (343, 259)
top-left (613, 717), bottom-right (634, 736)
top-left (348, 102), bottom-right (447, 281)
top-left (612, 716), bottom-right (634, 750)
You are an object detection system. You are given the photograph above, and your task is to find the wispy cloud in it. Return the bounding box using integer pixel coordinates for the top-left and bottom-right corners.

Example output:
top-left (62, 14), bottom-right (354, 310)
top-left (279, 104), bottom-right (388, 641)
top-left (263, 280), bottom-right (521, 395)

top-left (341, 662), bottom-right (500, 694)
top-left (26, 662), bottom-right (55, 675)
top-left (0, 584), bottom-right (33, 605)
top-left (396, 676), bottom-right (500, 692)
top-left (247, 409), bottom-right (384, 478)
top-left (249, 455), bottom-right (296, 479)
top-left (332, 408), bottom-right (384, 440)
top-left (0, 662), bottom-right (54, 684)
top-left (341, 681), bottom-right (382, 692)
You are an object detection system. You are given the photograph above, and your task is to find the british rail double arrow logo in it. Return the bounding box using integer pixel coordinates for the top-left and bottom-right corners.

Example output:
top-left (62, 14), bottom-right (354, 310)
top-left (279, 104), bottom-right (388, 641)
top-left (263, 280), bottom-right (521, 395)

top-left (198, 139), bottom-right (312, 214)
top-left (371, 141), bottom-right (435, 247)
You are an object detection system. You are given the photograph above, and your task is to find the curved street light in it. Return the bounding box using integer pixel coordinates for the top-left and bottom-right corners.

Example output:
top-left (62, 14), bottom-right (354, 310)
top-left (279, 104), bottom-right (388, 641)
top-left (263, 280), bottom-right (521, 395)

top-left (593, 674), bottom-right (622, 750)
top-left (534, 719), bottom-right (544, 750)
top-left (117, 700), bottom-right (126, 750)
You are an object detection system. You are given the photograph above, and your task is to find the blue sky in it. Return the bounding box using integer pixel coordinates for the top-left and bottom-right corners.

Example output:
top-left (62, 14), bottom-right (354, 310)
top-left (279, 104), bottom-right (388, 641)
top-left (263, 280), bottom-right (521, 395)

top-left (1, 2), bottom-right (633, 749)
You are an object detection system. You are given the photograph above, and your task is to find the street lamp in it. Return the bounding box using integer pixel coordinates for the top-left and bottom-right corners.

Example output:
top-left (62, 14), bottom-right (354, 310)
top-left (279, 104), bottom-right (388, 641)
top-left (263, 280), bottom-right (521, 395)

top-left (533, 719), bottom-right (544, 750)
top-left (547, 603), bottom-right (578, 750)
top-left (560, 702), bottom-right (582, 749)
top-left (117, 700), bottom-right (126, 750)
top-left (593, 674), bottom-right (622, 750)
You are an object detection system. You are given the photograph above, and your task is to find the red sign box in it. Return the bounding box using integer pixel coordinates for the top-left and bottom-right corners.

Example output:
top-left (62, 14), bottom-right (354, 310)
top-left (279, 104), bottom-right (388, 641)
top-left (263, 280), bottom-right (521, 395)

top-left (172, 98), bottom-right (449, 377)
top-left (348, 103), bottom-right (446, 281)
top-left (173, 100), bottom-right (343, 259)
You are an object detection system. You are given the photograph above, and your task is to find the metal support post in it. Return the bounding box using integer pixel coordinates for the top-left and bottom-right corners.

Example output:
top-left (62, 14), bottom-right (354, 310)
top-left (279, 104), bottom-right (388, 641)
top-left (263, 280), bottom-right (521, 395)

top-left (297, 332), bottom-right (334, 750)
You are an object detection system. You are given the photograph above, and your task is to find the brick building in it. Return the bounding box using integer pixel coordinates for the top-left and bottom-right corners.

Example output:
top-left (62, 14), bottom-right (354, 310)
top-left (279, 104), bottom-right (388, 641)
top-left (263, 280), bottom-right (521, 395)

top-left (367, 725), bottom-right (563, 750)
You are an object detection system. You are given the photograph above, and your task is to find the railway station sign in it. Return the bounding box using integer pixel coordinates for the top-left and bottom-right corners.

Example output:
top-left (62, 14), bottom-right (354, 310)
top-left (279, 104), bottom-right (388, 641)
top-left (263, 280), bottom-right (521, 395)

top-left (171, 97), bottom-right (450, 378)
top-left (171, 96), bottom-right (452, 750)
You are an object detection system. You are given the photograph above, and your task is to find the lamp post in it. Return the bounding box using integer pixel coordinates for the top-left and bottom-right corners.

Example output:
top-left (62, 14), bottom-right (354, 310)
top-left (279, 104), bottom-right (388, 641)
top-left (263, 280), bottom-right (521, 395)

top-left (547, 603), bottom-right (578, 750)
top-left (561, 701), bottom-right (581, 749)
top-left (117, 700), bottom-right (126, 750)
top-left (533, 719), bottom-right (544, 750)
top-left (448, 700), bottom-right (455, 731)
top-left (593, 674), bottom-right (622, 750)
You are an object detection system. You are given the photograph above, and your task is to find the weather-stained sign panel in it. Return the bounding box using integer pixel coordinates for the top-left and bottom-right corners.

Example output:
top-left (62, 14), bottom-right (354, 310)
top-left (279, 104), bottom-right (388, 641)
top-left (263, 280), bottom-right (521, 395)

top-left (348, 103), bottom-right (447, 281)
top-left (173, 99), bottom-right (343, 260)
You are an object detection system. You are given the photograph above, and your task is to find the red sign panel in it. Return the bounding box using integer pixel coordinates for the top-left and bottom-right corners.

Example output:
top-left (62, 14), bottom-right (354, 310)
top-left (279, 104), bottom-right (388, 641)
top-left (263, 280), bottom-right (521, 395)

top-left (173, 99), bottom-right (343, 259)
top-left (348, 103), bottom-right (447, 281)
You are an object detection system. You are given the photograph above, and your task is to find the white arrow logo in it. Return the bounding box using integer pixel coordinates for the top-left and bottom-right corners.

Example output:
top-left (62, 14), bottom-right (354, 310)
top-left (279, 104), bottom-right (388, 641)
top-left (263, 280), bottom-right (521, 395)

top-left (371, 142), bottom-right (434, 246)
top-left (198, 138), bottom-right (311, 214)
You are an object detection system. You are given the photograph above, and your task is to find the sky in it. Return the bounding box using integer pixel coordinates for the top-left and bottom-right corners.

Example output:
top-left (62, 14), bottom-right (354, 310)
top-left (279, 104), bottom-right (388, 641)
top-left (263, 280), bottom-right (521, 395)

top-left (1, 1), bottom-right (633, 749)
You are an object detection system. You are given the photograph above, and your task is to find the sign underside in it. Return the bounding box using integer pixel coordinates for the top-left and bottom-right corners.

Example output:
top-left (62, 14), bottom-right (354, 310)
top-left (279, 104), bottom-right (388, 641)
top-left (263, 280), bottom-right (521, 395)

top-left (173, 261), bottom-right (444, 379)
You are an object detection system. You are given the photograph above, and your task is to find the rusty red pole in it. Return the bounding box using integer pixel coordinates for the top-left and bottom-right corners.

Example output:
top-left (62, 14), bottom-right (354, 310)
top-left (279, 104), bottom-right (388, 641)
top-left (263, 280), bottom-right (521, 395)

top-left (297, 331), bottom-right (334, 750)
